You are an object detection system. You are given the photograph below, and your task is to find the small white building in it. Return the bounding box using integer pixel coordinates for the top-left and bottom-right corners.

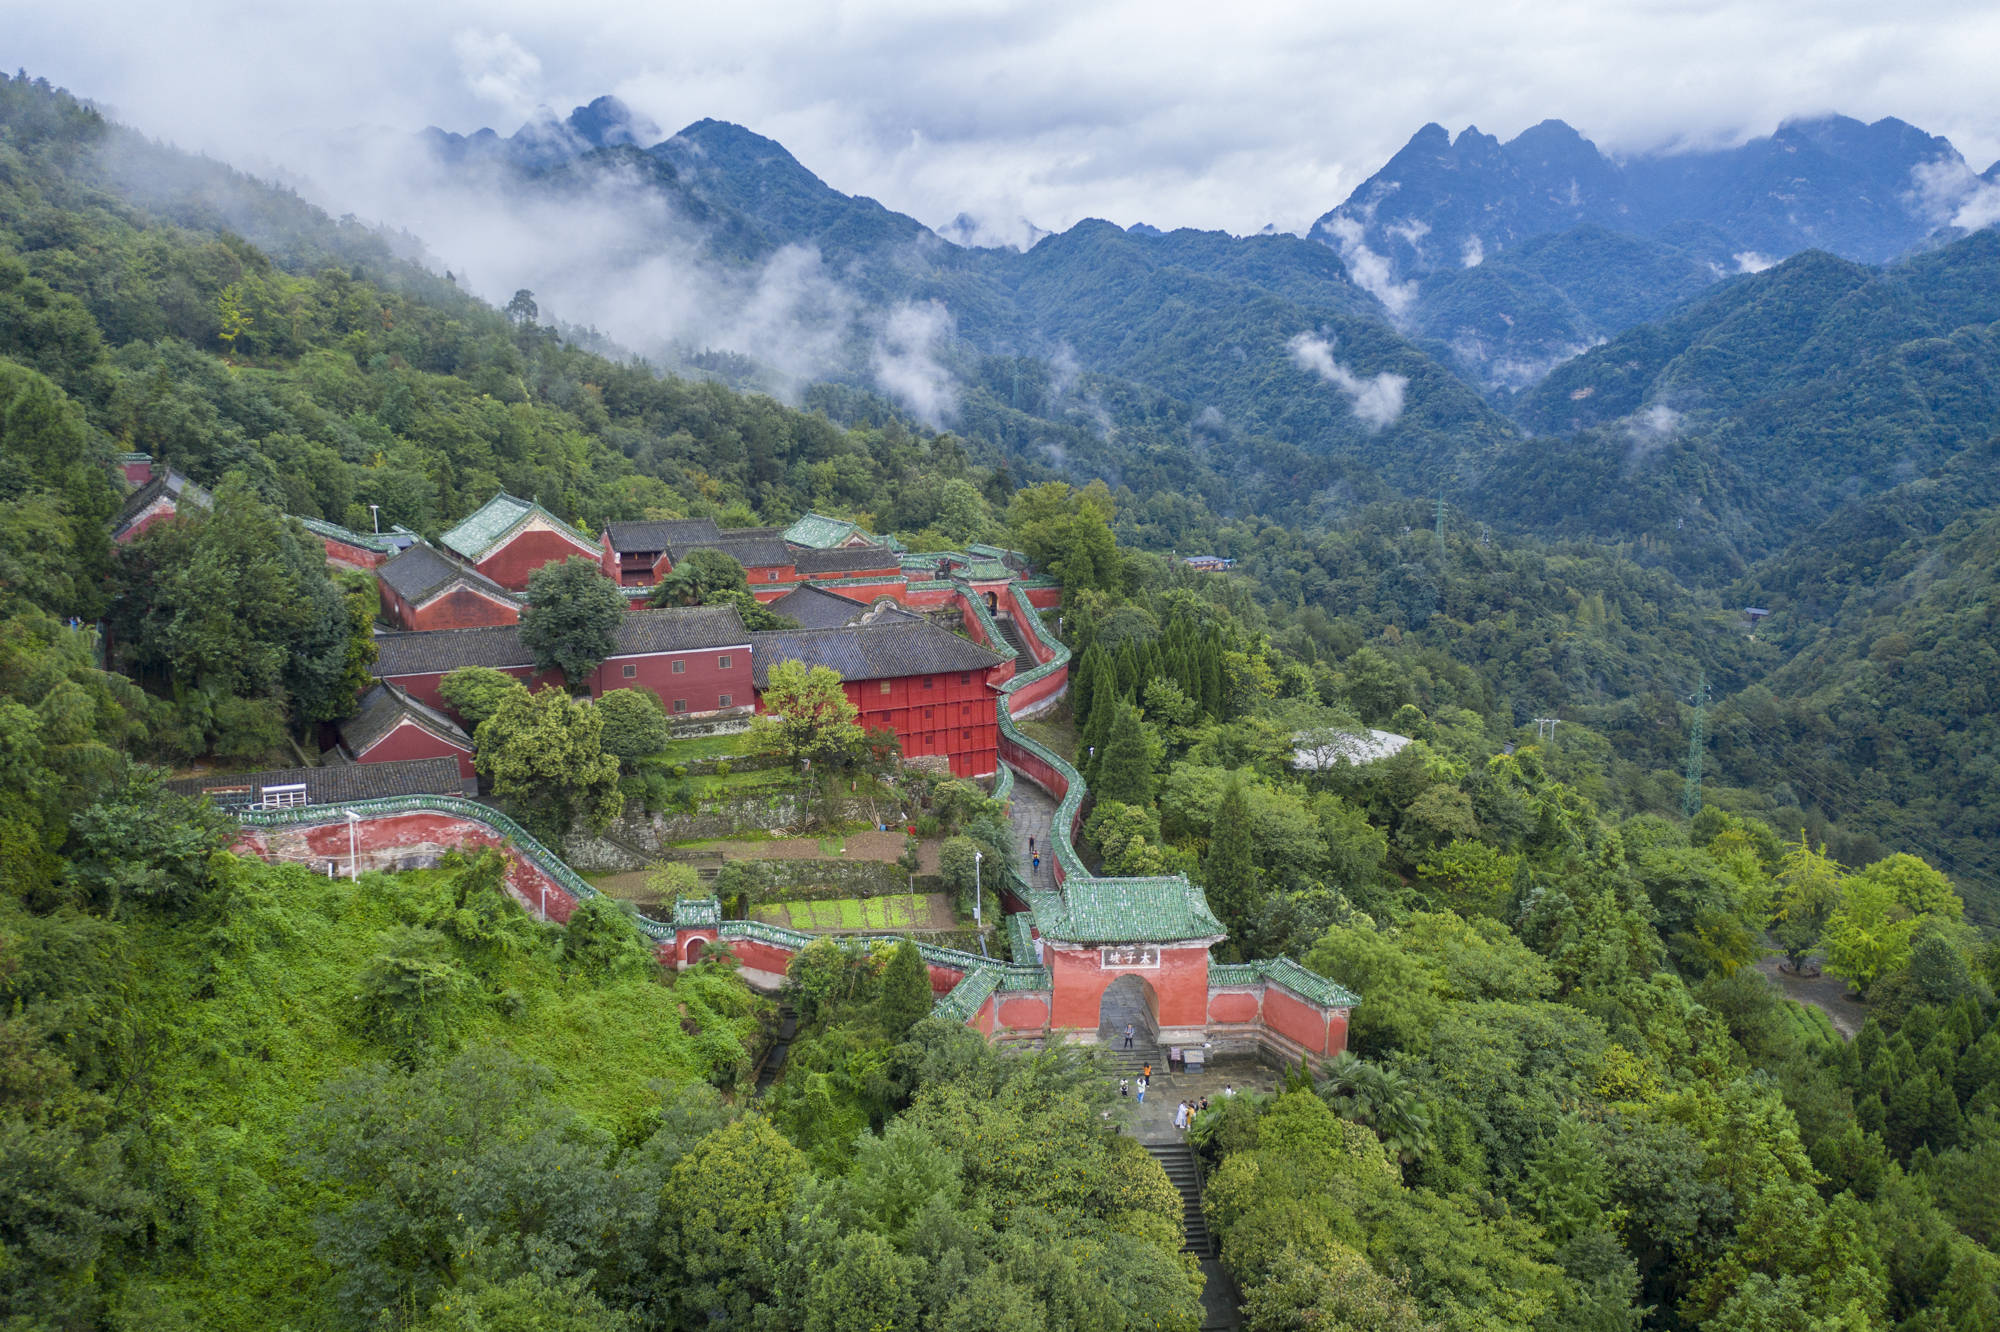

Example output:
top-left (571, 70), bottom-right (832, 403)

top-left (1291, 728), bottom-right (1412, 772)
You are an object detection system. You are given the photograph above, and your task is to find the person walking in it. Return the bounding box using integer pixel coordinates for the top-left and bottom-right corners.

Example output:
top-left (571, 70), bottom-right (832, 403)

top-left (1032, 853), bottom-right (1041, 876)
top-left (1119, 1077), bottom-right (1129, 1098)
top-left (1173, 1101), bottom-right (1188, 1132)
top-left (1123, 1022), bottom-right (1135, 1049)
top-left (1142, 1062), bottom-right (1152, 1081)
top-left (1135, 1076), bottom-right (1147, 1105)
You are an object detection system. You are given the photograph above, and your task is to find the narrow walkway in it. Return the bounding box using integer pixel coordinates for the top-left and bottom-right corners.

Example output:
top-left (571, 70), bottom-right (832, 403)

top-left (753, 1002), bottom-right (799, 1094)
top-left (1003, 764), bottom-right (1059, 895)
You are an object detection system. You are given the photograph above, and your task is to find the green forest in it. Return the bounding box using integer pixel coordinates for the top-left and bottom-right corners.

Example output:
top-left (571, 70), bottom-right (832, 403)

top-left (2, 71), bottom-right (1999, 1330)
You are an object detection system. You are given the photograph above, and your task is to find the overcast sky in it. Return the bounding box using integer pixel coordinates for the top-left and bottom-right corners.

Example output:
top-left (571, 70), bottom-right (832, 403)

top-left (12, 0), bottom-right (2000, 241)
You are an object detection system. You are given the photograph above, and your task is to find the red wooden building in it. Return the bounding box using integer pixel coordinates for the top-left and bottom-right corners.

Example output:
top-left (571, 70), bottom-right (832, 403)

top-left (339, 682), bottom-right (478, 782)
top-left (368, 605), bottom-right (754, 719)
top-left (376, 543), bottom-right (524, 631)
top-left (600, 518), bottom-right (901, 598)
top-left (750, 611), bottom-right (1007, 778)
top-left (441, 493), bottom-right (602, 591)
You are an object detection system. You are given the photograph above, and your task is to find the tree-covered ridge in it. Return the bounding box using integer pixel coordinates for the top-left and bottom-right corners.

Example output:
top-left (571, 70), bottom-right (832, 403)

top-left (1499, 233), bottom-right (2000, 568)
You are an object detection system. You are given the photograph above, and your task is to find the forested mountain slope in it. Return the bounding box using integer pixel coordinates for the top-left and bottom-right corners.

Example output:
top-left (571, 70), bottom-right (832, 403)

top-left (1481, 233), bottom-right (2000, 570)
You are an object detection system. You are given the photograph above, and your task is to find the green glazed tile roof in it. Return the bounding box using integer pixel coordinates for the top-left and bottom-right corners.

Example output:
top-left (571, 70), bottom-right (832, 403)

top-left (782, 512), bottom-right (868, 549)
top-left (673, 897), bottom-right (722, 928)
top-left (295, 515), bottom-right (398, 553)
top-left (1209, 958), bottom-right (1361, 1008)
top-left (932, 968), bottom-right (1000, 1023)
top-left (1029, 875), bottom-right (1225, 944)
top-left (1006, 912), bottom-right (1037, 963)
top-left (441, 492), bottom-right (596, 562)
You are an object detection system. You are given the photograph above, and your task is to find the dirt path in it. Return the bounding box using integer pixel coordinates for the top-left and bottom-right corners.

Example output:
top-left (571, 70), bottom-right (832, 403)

top-left (1754, 956), bottom-right (1868, 1038)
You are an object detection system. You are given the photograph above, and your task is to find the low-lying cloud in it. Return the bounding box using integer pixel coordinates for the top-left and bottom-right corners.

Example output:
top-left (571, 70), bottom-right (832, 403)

top-left (1287, 333), bottom-right (1408, 429)
top-left (1910, 157), bottom-right (2000, 232)
top-left (238, 130), bottom-right (875, 398)
top-left (871, 301), bottom-right (959, 428)
top-left (1317, 216), bottom-right (1419, 321)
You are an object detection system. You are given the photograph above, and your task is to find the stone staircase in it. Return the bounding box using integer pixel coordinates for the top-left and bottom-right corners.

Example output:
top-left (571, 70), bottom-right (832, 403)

top-left (993, 613), bottom-right (1035, 664)
top-left (1147, 1141), bottom-right (1215, 1258)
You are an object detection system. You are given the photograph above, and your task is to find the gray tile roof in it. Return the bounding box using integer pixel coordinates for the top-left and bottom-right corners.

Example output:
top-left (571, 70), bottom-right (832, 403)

top-left (766, 584), bottom-right (870, 629)
top-left (792, 544), bottom-right (899, 574)
top-left (341, 682), bottom-right (472, 756)
top-left (166, 757), bottom-right (463, 805)
top-left (373, 624), bottom-right (534, 677)
top-left (377, 543), bottom-right (520, 606)
top-left (750, 616), bottom-right (1003, 686)
top-left (373, 606), bottom-right (750, 678)
top-left (605, 518), bottom-right (723, 552)
top-left (112, 469), bottom-right (210, 536)
top-left (607, 605), bottom-right (751, 656)
top-left (669, 534), bottom-right (796, 570)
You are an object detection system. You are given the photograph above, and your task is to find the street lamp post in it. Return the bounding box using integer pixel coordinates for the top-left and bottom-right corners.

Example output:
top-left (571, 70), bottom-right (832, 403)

top-left (368, 504), bottom-right (380, 534)
top-left (345, 810), bottom-right (362, 881)
top-left (973, 850), bottom-right (986, 956)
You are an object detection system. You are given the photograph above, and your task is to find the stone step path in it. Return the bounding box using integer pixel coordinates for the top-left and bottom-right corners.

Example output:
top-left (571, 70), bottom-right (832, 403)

top-left (993, 613), bottom-right (1035, 664)
top-left (1003, 764), bottom-right (1058, 895)
top-left (753, 1002), bottom-right (798, 1094)
top-left (1146, 1141), bottom-right (1215, 1259)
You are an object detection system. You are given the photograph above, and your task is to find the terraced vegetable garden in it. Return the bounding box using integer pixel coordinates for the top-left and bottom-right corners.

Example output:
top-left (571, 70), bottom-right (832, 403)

top-left (750, 892), bottom-right (957, 932)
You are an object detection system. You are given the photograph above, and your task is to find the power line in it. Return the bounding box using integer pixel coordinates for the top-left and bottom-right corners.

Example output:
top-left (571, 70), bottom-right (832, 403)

top-left (1707, 711), bottom-right (2000, 900)
top-left (1682, 669), bottom-right (1707, 819)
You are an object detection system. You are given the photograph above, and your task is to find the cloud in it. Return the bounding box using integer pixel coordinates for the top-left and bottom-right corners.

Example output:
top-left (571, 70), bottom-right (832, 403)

top-left (1626, 402), bottom-right (1682, 462)
top-left (1461, 234), bottom-right (1484, 267)
top-left (1317, 216), bottom-right (1418, 320)
top-left (24, 0), bottom-right (2000, 244)
top-left (1287, 333), bottom-right (1408, 429)
top-left (1733, 251), bottom-right (1776, 273)
top-left (451, 30), bottom-right (544, 117)
top-left (1909, 157), bottom-right (2000, 231)
top-left (236, 132), bottom-right (866, 397)
top-left (871, 301), bottom-right (959, 428)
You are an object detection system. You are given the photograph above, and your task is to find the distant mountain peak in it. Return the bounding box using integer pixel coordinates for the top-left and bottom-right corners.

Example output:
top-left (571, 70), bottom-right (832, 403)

top-left (423, 94), bottom-right (663, 167)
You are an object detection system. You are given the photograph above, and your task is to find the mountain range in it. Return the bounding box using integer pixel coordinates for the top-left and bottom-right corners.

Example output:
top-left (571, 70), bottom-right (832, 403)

top-left (403, 98), bottom-right (2000, 574)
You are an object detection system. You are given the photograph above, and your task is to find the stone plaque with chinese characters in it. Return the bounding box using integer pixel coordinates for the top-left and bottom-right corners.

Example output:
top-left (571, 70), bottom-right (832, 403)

top-left (1100, 944), bottom-right (1160, 968)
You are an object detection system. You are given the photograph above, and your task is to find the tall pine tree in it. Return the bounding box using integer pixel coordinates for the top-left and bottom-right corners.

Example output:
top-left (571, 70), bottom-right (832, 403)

top-left (878, 940), bottom-right (933, 1035)
top-left (1203, 778), bottom-right (1258, 936)
top-left (1094, 702), bottom-right (1154, 807)
top-left (1079, 664), bottom-right (1121, 781)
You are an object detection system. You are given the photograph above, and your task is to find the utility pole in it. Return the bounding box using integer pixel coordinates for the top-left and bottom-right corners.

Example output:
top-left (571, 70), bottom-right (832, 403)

top-left (1682, 670), bottom-right (1708, 819)
top-left (1532, 717), bottom-right (1561, 743)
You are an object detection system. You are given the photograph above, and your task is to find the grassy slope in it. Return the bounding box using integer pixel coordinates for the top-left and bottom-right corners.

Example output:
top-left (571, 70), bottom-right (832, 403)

top-left (120, 858), bottom-right (765, 1327)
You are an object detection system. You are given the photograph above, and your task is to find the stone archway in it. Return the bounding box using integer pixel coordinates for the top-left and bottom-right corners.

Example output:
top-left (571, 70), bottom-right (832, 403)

top-left (1098, 972), bottom-right (1160, 1045)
